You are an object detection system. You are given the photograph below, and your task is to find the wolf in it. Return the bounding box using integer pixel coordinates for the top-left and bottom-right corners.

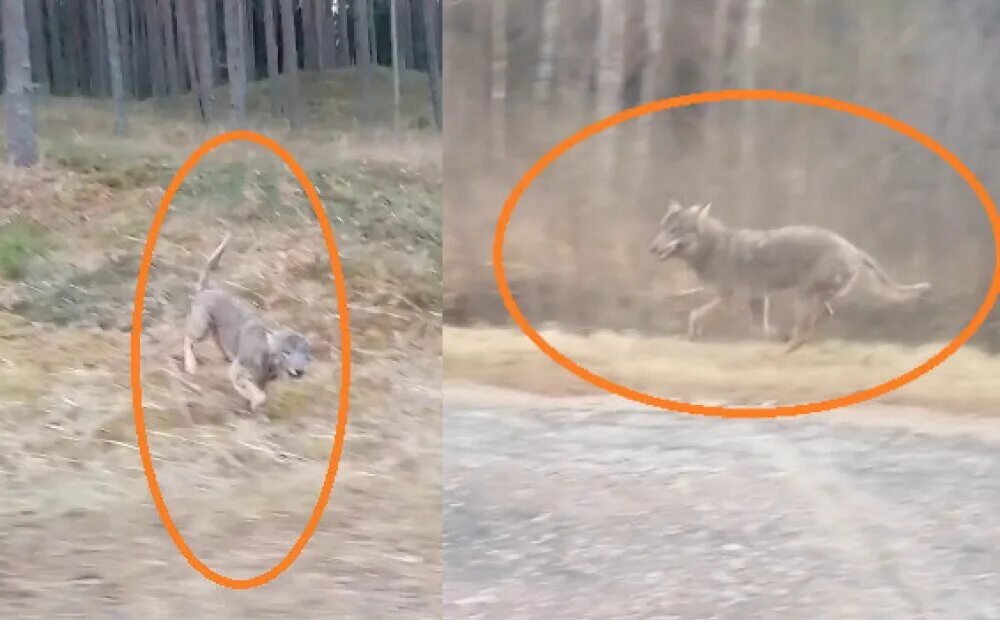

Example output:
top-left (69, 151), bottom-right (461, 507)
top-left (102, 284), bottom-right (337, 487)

top-left (649, 200), bottom-right (930, 353)
top-left (182, 233), bottom-right (311, 414)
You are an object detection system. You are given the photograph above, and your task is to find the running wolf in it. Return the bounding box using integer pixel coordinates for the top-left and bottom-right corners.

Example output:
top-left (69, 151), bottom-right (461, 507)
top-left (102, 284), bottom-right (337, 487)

top-left (649, 200), bottom-right (930, 353)
top-left (182, 233), bottom-right (311, 414)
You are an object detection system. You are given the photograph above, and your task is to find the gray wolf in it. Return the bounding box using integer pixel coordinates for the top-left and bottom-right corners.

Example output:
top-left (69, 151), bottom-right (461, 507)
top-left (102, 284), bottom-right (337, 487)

top-left (182, 233), bottom-right (311, 413)
top-left (649, 200), bottom-right (930, 353)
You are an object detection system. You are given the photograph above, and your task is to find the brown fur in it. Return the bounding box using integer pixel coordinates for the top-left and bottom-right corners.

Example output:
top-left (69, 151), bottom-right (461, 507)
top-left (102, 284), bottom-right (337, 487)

top-left (182, 234), bottom-right (311, 414)
top-left (649, 200), bottom-right (931, 353)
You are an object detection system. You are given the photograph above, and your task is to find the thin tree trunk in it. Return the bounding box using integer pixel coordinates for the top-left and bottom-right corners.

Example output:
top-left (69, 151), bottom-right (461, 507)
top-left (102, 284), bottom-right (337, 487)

top-left (45, 0), bottom-right (66, 94)
top-left (193, 0), bottom-right (214, 117)
top-left (315, 0), bottom-right (327, 71)
top-left (2, 0), bottom-right (38, 167)
top-left (301, 0), bottom-right (318, 70)
top-left (369, 0), bottom-right (377, 65)
top-left (422, 0), bottom-right (442, 129)
top-left (244, 0), bottom-right (254, 80)
top-left (24, 0), bottom-right (47, 91)
top-left (356, 0), bottom-right (373, 125)
top-left (321, 1), bottom-right (337, 68)
top-left (103, 0), bottom-right (128, 134)
top-left (147, 0), bottom-right (166, 96)
top-left (336, 4), bottom-right (350, 66)
top-left (117, 0), bottom-right (134, 97)
top-left (391, 0), bottom-right (401, 133)
top-left (207, 0), bottom-right (221, 83)
top-left (739, 0), bottom-right (765, 211)
top-left (176, 0), bottom-right (203, 120)
top-left (223, 0), bottom-right (247, 124)
top-left (279, 0), bottom-right (301, 129)
top-left (397, 0), bottom-right (414, 69)
top-left (160, 0), bottom-right (181, 95)
top-left (86, 0), bottom-right (106, 95)
top-left (263, 0), bottom-right (280, 115)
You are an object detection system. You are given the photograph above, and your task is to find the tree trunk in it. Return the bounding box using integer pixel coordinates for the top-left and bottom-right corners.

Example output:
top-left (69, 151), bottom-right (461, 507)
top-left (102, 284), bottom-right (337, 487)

top-left (263, 0), bottom-right (280, 115)
top-left (314, 0), bottom-right (328, 71)
top-left (397, 0), bottom-right (414, 70)
top-left (116, 0), bottom-right (134, 97)
top-left (422, 0), bottom-right (442, 129)
top-left (207, 0), bottom-right (221, 83)
top-left (279, 0), bottom-right (301, 129)
top-left (244, 0), bottom-right (254, 80)
top-left (321, 1), bottom-right (337, 68)
top-left (24, 0), bottom-right (47, 91)
top-left (160, 0), bottom-right (181, 95)
top-left (223, 0), bottom-right (247, 124)
top-left (391, 0), bottom-right (401, 132)
top-left (369, 0), bottom-right (377, 65)
top-left (103, 0), bottom-right (128, 134)
top-left (356, 0), bottom-right (373, 125)
top-left (146, 0), bottom-right (166, 96)
top-left (335, 4), bottom-right (350, 67)
top-left (2, 0), bottom-right (38, 167)
top-left (192, 0), bottom-right (214, 116)
top-left (44, 0), bottom-right (66, 95)
top-left (301, 0), bottom-right (318, 70)
top-left (86, 0), bottom-right (106, 95)
top-left (738, 0), bottom-right (765, 211)
top-left (176, 0), bottom-right (203, 120)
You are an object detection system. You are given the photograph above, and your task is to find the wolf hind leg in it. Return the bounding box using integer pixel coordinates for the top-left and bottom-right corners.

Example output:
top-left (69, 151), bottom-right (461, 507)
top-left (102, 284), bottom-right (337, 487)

top-left (784, 294), bottom-right (828, 355)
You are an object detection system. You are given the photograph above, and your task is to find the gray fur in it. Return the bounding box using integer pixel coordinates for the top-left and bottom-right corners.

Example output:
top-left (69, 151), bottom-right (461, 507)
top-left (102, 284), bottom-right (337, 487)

top-left (649, 200), bottom-right (930, 353)
top-left (182, 233), bottom-right (311, 414)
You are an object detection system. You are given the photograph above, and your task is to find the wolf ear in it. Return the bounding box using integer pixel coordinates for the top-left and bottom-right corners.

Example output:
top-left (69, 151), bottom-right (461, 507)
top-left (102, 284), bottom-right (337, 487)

top-left (662, 200), bottom-right (682, 223)
top-left (695, 202), bottom-right (712, 230)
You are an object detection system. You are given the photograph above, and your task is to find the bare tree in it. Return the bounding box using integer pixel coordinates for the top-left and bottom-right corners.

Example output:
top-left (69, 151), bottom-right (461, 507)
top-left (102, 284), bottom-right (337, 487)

top-left (279, 0), bottom-right (302, 129)
top-left (103, 0), bottom-right (128, 135)
top-left (2, 0), bottom-right (38, 167)
top-left (356, 0), bottom-right (373, 126)
top-left (224, 0), bottom-right (247, 124)
top-left (263, 0), bottom-right (280, 115)
top-left (422, 0), bottom-right (442, 129)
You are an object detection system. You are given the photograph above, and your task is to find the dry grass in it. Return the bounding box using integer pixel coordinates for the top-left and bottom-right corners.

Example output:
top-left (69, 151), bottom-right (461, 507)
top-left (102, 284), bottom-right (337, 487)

top-left (445, 325), bottom-right (1000, 415)
top-left (0, 70), bottom-right (441, 617)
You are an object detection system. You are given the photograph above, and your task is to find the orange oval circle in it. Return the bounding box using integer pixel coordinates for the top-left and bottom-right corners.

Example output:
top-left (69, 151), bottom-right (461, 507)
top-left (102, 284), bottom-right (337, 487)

top-left (130, 130), bottom-right (351, 588)
top-left (493, 90), bottom-right (1000, 419)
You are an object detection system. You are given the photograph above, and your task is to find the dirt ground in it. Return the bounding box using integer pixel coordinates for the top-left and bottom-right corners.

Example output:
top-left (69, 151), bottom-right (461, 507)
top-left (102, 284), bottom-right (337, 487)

top-left (443, 382), bottom-right (1000, 620)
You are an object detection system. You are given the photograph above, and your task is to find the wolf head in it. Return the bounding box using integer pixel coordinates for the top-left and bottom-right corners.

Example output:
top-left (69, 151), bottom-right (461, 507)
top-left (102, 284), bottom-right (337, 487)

top-left (649, 200), bottom-right (714, 261)
top-left (267, 329), bottom-right (311, 379)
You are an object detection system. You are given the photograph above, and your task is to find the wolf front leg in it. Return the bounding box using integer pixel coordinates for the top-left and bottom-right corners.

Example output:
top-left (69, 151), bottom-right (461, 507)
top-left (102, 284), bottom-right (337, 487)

top-left (687, 296), bottom-right (724, 341)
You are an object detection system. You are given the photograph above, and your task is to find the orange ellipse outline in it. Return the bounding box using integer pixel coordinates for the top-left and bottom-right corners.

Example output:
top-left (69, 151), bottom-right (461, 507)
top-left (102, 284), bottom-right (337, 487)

top-left (130, 130), bottom-right (351, 589)
top-left (492, 90), bottom-right (1000, 419)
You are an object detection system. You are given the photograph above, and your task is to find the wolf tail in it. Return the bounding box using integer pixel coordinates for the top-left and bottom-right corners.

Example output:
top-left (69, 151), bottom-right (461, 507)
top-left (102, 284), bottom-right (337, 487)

top-left (857, 249), bottom-right (930, 302)
top-left (196, 232), bottom-right (232, 292)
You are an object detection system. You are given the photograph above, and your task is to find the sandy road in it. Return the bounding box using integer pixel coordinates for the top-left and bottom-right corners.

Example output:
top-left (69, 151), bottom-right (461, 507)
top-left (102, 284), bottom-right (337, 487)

top-left (443, 384), bottom-right (1000, 620)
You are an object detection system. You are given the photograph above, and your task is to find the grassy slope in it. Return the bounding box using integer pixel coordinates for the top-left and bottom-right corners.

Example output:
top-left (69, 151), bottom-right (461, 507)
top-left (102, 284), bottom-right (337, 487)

top-left (0, 68), bottom-right (442, 617)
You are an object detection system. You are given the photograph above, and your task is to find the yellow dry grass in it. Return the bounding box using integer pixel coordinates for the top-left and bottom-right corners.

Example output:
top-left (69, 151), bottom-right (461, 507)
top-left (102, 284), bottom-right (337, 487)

top-left (445, 325), bottom-right (1000, 414)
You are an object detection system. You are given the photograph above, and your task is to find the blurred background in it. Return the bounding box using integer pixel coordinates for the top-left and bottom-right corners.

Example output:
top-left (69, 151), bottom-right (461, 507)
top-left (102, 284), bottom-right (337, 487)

top-left (444, 0), bottom-right (1000, 409)
top-left (1, 1), bottom-right (441, 616)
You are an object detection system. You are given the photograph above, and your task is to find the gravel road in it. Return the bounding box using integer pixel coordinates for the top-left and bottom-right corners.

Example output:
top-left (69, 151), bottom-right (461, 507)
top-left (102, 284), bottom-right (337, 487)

top-left (443, 385), bottom-right (1000, 620)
